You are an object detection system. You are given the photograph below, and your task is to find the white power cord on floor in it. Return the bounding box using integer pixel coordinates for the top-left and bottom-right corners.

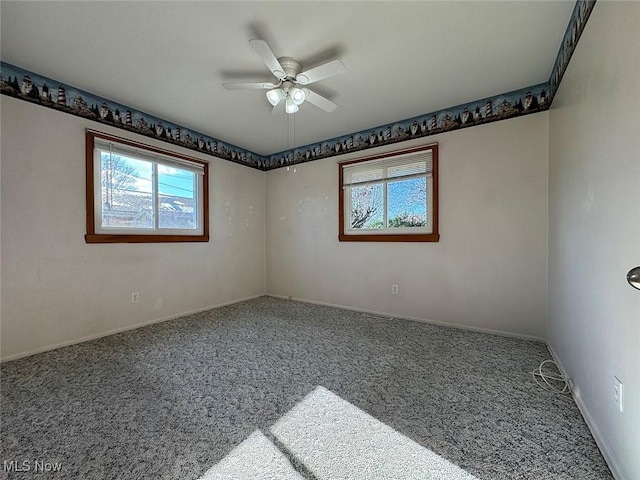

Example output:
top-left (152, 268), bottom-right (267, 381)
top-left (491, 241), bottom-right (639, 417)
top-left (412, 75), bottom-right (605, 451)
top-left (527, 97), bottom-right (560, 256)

top-left (532, 359), bottom-right (571, 395)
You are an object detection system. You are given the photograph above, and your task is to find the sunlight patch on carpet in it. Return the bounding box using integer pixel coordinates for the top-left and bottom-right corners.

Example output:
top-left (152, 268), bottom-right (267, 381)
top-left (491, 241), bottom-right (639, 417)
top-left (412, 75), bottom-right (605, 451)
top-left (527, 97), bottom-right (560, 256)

top-left (271, 386), bottom-right (478, 479)
top-left (202, 386), bottom-right (477, 480)
top-left (198, 430), bottom-right (304, 480)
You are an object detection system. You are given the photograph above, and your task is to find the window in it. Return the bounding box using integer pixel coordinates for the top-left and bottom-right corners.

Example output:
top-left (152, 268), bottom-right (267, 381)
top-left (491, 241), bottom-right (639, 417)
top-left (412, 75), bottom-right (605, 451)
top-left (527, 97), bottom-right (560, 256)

top-left (85, 130), bottom-right (209, 243)
top-left (339, 144), bottom-right (438, 242)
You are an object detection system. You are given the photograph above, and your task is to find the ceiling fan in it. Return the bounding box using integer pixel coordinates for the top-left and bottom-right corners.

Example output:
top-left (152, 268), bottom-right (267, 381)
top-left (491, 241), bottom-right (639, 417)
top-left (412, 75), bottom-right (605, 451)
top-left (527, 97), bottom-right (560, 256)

top-left (223, 39), bottom-right (345, 115)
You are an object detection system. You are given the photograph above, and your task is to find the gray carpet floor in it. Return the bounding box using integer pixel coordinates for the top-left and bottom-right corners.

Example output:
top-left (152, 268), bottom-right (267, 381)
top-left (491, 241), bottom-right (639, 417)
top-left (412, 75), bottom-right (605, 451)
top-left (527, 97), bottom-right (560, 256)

top-left (1, 296), bottom-right (612, 479)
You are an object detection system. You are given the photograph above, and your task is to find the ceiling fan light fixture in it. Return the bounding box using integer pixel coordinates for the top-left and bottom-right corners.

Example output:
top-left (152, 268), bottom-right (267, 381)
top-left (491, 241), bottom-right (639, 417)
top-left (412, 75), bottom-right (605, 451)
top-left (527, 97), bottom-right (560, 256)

top-left (285, 96), bottom-right (299, 114)
top-left (266, 88), bottom-right (284, 106)
top-left (290, 87), bottom-right (306, 105)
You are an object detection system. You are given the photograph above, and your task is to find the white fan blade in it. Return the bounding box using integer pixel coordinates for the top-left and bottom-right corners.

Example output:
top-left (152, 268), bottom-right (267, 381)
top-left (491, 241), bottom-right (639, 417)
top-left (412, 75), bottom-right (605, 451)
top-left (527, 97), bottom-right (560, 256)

top-left (271, 101), bottom-right (285, 116)
top-left (223, 82), bottom-right (276, 90)
top-left (304, 88), bottom-right (338, 112)
top-left (249, 39), bottom-right (286, 80)
top-left (296, 59), bottom-right (345, 85)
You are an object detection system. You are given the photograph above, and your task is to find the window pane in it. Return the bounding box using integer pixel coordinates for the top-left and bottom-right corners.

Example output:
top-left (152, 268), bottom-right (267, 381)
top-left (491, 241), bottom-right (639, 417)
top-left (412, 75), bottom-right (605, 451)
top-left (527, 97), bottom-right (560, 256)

top-left (350, 183), bottom-right (383, 229)
top-left (158, 166), bottom-right (197, 229)
top-left (387, 178), bottom-right (427, 228)
top-left (101, 153), bottom-right (153, 229)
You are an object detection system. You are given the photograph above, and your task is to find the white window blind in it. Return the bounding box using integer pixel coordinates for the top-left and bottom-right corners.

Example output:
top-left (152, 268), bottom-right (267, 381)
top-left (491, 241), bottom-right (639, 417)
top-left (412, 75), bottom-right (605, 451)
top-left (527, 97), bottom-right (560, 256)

top-left (343, 150), bottom-right (433, 188)
top-left (94, 138), bottom-right (205, 175)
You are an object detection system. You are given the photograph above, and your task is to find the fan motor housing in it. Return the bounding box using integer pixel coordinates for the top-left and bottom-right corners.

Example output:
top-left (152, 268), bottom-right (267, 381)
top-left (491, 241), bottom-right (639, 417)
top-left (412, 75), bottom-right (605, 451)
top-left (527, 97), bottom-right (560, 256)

top-left (278, 57), bottom-right (302, 79)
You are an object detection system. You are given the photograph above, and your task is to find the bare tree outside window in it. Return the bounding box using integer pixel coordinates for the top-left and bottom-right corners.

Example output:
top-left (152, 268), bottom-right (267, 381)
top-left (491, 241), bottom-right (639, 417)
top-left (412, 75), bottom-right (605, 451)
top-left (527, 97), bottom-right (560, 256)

top-left (351, 184), bottom-right (383, 229)
top-left (101, 153), bottom-right (137, 210)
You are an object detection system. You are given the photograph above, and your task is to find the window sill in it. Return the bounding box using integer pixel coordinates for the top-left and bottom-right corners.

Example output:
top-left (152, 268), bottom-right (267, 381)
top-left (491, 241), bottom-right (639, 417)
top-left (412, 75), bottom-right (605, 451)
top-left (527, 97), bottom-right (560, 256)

top-left (85, 234), bottom-right (209, 244)
top-left (338, 233), bottom-right (440, 242)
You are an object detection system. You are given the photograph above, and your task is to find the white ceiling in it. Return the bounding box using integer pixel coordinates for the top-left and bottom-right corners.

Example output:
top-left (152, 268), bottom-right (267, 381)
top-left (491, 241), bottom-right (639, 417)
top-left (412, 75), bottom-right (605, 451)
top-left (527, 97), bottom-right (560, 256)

top-left (1, 1), bottom-right (574, 156)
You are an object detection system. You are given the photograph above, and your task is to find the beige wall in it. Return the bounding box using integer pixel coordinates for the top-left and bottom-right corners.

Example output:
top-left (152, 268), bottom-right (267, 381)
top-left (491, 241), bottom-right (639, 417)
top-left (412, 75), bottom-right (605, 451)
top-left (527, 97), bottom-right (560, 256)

top-left (0, 96), bottom-right (266, 361)
top-left (548, 2), bottom-right (640, 479)
top-left (0, 94), bottom-right (550, 359)
top-left (266, 112), bottom-right (549, 339)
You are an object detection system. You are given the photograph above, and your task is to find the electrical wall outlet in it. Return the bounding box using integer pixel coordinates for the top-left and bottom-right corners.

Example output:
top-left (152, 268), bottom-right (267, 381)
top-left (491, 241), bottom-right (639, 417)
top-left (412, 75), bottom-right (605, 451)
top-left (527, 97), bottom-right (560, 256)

top-left (131, 292), bottom-right (140, 304)
top-left (614, 376), bottom-right (624, 413)
top-left (391, 284), bottom-right (399, 295)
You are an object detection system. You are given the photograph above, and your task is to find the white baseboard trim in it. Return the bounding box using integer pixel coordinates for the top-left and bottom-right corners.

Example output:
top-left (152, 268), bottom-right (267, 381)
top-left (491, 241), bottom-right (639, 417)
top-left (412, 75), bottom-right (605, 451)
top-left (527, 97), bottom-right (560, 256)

top-left (1, 293), bottom-right (264, 363)
top-left (266, 293), bottom-right (546, 342)
top-left (547, 343), bottom-right (627, 480)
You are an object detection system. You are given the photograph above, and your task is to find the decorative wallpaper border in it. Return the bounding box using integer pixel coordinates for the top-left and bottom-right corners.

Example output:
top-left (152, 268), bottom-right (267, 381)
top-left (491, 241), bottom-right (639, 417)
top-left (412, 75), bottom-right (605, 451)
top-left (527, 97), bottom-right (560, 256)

top-left (0, 62), bottom-right (267, 169)
top-left (265, 83), bottom-right (550, 170)
top-left (1, 0), bottom-right (594, 171)
top-left (549, 0), bottom-right (596, 103)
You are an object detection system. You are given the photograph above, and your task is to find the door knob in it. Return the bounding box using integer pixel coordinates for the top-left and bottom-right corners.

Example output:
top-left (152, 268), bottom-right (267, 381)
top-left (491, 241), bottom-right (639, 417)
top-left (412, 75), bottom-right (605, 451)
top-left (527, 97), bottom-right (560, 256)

top-left (628, 266), bottom-right (640, 290)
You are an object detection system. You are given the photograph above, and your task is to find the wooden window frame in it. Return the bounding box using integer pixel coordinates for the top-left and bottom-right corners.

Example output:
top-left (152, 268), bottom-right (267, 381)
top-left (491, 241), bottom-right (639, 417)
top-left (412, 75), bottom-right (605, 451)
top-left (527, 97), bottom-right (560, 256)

top-left (338, 143), bottom-right (439, 242)
top-left (85, 130), bottom-right (209, 244)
